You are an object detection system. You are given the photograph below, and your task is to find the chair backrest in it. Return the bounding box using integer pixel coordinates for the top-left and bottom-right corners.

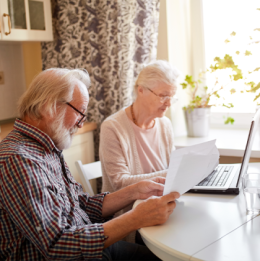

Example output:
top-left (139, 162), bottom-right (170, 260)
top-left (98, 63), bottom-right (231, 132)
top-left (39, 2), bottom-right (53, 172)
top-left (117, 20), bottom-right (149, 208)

top-left (75, 160), bottom-right (102, 196)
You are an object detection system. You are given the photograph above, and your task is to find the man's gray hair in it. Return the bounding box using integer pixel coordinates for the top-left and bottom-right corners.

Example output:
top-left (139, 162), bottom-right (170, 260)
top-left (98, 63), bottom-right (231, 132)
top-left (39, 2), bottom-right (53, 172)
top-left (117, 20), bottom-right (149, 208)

top-left (18, 68), bottom-right (91, 119)
top-left (134, 60), bottom-right (180, 98)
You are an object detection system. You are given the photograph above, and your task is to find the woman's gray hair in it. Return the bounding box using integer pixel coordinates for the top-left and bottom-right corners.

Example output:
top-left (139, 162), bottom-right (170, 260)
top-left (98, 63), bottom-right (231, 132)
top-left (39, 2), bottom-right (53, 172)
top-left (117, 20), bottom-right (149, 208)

top-left (18, 68), bottom-right (91, 120)
top-left (134, 60), bottom-right (180, 98)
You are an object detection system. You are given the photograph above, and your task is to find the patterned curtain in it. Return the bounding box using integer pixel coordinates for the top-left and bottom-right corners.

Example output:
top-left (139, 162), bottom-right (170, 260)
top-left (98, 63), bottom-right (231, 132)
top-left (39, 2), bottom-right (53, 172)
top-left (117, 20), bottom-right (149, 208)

top-left (42, 0), bottom-right (160, 160)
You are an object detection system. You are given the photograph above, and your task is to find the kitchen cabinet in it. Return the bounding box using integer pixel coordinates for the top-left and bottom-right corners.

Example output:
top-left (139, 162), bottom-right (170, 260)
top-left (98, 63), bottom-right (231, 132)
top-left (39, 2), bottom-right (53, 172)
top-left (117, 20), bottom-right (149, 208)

top-left (0, 0), bottom-right (53, 41)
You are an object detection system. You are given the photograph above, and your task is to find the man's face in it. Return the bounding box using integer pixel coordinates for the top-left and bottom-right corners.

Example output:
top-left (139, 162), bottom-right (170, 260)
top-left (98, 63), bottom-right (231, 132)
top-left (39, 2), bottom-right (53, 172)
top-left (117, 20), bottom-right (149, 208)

top-left (51, 80), bottom-right (89, 151)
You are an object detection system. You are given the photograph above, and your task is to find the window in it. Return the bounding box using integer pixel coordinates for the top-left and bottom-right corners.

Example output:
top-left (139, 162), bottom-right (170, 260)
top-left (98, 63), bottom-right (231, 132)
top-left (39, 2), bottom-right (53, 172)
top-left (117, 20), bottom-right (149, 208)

top-left (202, 0), bottom-right (260, 114)
top-left (160, 0), bottom-right (259, 134)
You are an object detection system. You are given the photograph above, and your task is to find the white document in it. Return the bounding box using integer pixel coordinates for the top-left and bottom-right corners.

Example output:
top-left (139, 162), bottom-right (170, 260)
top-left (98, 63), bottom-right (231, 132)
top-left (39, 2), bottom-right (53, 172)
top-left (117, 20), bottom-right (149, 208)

top-left (163, 140), bottom-right (219, 195)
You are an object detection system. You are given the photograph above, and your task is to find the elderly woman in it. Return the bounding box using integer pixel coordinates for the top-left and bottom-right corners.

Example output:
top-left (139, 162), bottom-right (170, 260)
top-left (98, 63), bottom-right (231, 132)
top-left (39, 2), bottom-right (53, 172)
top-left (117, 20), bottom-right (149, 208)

top-left (99, 60), bottom-right (179, 242)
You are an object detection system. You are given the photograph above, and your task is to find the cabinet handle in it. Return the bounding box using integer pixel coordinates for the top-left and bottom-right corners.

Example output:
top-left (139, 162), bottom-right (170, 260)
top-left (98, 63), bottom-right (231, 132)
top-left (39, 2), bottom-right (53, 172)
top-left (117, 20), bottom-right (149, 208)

top-left (3, 13), bottom-right (11, 35)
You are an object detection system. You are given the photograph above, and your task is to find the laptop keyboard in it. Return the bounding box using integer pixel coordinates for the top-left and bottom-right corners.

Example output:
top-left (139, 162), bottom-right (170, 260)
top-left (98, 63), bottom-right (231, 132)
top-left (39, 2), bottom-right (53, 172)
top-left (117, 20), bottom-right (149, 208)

top-left (197, 166), bottom-right (234, 187)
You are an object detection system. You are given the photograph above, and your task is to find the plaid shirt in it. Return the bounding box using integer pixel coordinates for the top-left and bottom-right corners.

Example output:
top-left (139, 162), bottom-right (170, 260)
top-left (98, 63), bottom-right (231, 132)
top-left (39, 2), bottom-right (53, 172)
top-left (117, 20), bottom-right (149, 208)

top-left (0, 119), bottom-right (111, 260)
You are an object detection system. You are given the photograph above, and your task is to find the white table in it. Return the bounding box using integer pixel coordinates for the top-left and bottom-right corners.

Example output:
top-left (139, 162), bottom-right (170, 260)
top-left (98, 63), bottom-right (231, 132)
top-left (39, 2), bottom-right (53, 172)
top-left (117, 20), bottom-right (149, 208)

top-left (133, 163), bottom-right (260, 261)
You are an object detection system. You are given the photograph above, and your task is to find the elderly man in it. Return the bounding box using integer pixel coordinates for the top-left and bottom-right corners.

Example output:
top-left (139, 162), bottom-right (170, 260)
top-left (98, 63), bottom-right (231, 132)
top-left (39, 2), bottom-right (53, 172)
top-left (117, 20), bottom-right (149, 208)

top-left (0, 68), bottom-right (179, 261)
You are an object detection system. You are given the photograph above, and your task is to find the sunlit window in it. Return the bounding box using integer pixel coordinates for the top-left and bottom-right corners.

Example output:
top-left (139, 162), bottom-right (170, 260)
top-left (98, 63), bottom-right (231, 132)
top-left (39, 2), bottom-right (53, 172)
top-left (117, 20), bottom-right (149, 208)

top-left (202, 0), bottom-right (260, 113)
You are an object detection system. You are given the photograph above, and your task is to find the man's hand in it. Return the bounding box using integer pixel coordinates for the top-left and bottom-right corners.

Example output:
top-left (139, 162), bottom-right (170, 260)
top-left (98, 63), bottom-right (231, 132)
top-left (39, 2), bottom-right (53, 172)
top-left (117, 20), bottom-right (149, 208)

top-left (133, 177), bottom-right (166, 200)
top-left (103, 191), bottom-right (180, 248)
top-left (102, 177), bottom-right (166, 218)
top-left (102, 178), bottom-right (179, 248)
top-left (132, 192), bottom-right (180, 228)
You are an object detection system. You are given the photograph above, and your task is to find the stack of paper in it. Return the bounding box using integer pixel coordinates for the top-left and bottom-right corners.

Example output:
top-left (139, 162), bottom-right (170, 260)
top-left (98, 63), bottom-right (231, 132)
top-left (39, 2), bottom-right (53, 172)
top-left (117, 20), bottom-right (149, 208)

top-left (163, 140), bottom-right (219, 195)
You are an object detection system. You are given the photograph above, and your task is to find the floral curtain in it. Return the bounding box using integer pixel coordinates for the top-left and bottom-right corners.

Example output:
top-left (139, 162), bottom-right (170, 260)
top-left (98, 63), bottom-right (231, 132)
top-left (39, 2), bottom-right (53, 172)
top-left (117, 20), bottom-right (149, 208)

top-left (42, 0), bottom-right (160, 159)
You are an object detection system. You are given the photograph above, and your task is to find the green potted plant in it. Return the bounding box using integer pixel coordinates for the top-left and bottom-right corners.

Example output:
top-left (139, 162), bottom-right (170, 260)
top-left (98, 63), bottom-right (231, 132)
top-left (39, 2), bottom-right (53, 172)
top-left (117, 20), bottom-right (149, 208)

top-left (182, 7), bottom-right (259, 137)
top-left (181, 66), bottom-right (235, 137)
top-left (182, 53), bottom-right (258, 137)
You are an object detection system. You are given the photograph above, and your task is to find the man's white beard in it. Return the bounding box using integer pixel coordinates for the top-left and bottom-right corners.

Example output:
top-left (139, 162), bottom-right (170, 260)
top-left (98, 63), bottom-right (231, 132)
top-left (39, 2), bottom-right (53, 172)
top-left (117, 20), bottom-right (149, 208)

top-left (50, 111), bottom-right (78, 151)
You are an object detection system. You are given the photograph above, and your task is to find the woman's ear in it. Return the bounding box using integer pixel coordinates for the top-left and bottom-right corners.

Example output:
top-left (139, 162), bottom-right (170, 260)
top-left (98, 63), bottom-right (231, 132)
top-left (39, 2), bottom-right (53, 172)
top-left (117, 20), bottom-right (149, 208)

top-left (137, 85), bottom-right (144, 96)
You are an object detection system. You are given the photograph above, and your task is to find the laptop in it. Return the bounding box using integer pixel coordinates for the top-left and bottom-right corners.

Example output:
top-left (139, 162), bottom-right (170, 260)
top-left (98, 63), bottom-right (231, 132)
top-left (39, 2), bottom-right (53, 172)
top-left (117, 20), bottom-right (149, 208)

top-left (188, 108), bottom-right (260, 195)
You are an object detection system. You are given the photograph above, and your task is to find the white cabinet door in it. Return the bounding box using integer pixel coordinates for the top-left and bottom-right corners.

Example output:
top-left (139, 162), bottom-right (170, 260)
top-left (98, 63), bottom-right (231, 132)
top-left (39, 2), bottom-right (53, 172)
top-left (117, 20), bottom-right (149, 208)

top-left (63, 131), bottom-right (98, 194)
top-left (0, 0), bottom-right (53, 41)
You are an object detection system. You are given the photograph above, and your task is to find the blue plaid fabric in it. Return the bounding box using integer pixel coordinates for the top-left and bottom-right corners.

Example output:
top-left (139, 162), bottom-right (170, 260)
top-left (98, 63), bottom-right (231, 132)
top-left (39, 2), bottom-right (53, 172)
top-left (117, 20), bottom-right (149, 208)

top-left (0, 119), bottom-right (111, 260)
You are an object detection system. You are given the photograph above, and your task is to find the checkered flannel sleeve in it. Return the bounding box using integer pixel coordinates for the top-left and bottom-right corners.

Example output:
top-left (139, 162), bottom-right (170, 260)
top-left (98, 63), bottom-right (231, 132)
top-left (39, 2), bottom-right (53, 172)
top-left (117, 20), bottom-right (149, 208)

top-left (78, 190), bottom-right (114, 224)
top-left (0, 154), bottom-right (106, 260)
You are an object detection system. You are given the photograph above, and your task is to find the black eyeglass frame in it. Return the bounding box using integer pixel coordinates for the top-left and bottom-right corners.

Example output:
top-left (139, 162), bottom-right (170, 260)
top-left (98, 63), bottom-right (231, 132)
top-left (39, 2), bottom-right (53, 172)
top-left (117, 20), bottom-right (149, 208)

top-left (66, 102), bottom-right (87, 126)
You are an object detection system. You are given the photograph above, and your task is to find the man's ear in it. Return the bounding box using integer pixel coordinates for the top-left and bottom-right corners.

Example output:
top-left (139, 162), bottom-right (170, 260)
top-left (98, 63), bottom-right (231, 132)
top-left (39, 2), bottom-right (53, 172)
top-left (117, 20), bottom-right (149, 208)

top-left (40, 102), bottom-right (55, 120)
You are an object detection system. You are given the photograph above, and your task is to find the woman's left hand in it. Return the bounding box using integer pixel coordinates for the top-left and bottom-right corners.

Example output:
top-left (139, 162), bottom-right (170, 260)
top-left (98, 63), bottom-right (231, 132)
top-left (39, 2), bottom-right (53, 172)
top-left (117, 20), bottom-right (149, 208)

top-left (149, 176), bottom-right (166, 184)
top-left (134, 178), bottom-right (165, 199)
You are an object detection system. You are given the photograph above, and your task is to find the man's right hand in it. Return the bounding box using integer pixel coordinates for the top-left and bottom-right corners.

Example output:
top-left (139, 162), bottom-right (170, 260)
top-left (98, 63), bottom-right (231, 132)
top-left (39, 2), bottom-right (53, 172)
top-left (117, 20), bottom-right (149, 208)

top-left (103, 192), bottom-right (179, 248)
top-left (131, 192), bottom-right (180, 229)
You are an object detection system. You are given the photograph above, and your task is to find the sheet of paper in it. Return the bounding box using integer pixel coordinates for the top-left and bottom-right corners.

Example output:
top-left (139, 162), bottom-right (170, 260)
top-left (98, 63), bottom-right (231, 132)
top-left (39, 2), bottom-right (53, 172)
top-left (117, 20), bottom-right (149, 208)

top-left (163, 140), bottom-right (219, 195)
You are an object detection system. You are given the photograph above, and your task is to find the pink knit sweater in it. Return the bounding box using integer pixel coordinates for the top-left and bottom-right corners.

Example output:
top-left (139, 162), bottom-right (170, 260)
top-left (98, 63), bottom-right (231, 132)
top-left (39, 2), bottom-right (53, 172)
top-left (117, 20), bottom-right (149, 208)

top-left (99, 108), bottom-right (175, 242)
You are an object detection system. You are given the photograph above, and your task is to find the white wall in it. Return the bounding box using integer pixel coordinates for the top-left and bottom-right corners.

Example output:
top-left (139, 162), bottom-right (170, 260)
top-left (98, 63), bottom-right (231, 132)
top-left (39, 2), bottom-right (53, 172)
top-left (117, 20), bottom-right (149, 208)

top-left (157, 0), bottom-right (189, 136)
top-left (157, 0), bottom-right (205, 137)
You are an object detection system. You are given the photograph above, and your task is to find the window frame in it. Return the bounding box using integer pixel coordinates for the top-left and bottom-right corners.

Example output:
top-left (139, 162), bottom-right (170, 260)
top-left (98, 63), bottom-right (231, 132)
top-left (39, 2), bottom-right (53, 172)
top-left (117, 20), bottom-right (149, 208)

top-left (159, 0), bottom-right (255, 134)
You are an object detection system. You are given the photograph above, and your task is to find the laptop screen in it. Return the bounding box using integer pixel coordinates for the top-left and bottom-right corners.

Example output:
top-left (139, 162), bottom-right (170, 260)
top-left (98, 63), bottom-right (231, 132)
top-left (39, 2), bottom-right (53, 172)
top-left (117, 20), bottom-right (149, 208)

top-left (236, 109), bottom-right (260, 187)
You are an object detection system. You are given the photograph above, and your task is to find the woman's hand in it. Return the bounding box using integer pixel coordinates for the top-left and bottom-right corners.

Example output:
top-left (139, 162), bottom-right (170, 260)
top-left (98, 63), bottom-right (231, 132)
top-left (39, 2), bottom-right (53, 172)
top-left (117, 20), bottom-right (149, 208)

top-left (133, 177), bottom-right (166, 199)
top-left (149, 176), bottom-right (166, 184)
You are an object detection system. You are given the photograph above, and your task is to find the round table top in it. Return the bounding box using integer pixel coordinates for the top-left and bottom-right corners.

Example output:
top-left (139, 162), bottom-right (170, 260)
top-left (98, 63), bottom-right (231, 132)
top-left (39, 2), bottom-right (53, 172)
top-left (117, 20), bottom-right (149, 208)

top-left (133, 163), bottom-right (260, 261)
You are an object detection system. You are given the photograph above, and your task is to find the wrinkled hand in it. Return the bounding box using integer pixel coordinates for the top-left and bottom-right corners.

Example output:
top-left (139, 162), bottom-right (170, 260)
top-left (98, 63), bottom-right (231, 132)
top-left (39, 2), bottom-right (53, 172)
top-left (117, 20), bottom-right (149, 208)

top-left (149, 176), bottom-right (166, 184)
top-left (132, 192), bottom-right (180, 228)
top-left (134, 178), bottom-right (166, 199)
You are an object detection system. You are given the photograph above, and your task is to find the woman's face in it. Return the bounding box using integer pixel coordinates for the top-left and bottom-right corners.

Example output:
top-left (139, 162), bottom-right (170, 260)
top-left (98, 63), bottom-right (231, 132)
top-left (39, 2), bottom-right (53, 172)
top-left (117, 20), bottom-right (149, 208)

top-left (138, 81), bottom-right (176, 118)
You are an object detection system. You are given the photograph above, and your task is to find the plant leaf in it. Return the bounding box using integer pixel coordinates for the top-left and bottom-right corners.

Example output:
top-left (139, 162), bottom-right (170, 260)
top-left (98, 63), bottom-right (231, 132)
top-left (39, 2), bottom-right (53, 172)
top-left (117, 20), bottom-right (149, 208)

top-left (214, 92), bottom-right (220, 98)
top-left (185, 75), bottom-right (193, 83)
top-left (224, 117), bottom-right (235, 125)
top-left (250, 82), bottom-right (260, 93)
top-left (253, 92), bottom-right (260, 101)
top-left (210, 54), bottom-right (243, 81)
top-left (223, 103), bottom-right (234, 108)
top-left (181, 83), bottom-right (188, 89)
top-left (246, 81), bottom-right (256, 90)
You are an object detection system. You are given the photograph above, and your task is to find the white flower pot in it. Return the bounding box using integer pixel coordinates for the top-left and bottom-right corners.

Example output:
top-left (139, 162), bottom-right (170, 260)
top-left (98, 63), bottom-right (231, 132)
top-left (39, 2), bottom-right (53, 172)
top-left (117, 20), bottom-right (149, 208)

top-left (184, 108), bottom-right (210, 137)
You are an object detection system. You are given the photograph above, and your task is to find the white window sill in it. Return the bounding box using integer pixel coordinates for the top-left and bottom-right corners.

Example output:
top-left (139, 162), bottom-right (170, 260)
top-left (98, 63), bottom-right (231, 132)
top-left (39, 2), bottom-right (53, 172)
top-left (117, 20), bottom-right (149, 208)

top-left (174, 128), bottom-right (260, 158)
